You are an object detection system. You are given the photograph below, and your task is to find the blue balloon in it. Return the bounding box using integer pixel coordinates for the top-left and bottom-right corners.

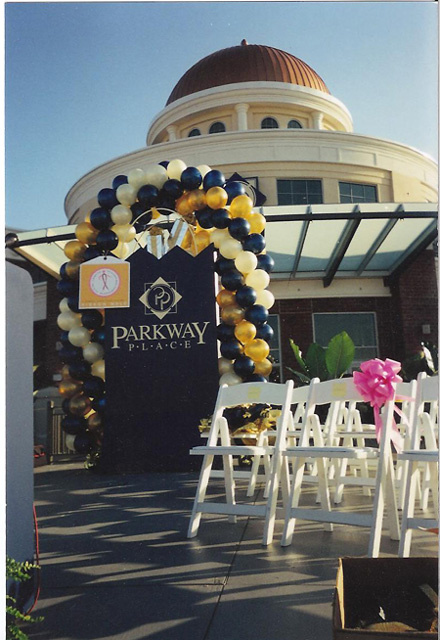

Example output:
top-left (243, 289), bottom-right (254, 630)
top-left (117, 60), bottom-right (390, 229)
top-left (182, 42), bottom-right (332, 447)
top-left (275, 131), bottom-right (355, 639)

top-left (243, 233), bottom-right (266, 254)
top-left (57, 279), bottom-right (78, 297)
top-left (157, 195), bottom-right (177, 214)
top-left (83, 376), bottom-right (105, 399)
top-left (92, 396), bottom-right (106, 413)
top-left (83, 246), bottom-right (101, 261)
top-left (97, 188), bottom-right (119, 211)
top-left (59, 263), bottom-right (69, 280)
top-left (196, 207), bottom-right (214, 229)
top-left (256, 323), bottom-right (274, 343)
top-left (159, 160), bottom-right (169, 168)
top-left (217, 323), bottom-right (236, 342)
top-left (90, 207), bottom-right (112, 231)
top-left (59, 330), bottom-right (71, 346)
top-left (212, 208), bottom-right (230, 229)
top-left (96, 229), bottom-right (119, 252)
top-left (221, 269), bottom-right (245, 292)
top-left (245, 374), bottom-right (268, 383)
top-left (220, 340), bottom-right (243, 360)
top-left (229, 217), bottom-right (250, 241)
top-left (214, 256), bottom-right (235, 275)
top-left (112, 175), bottom-right (128, 190)
top-left (92, 327), bottom-right (106, 345)
top-left (137, 184), bottom-right (159, 208)
top-left (233, 355), bottom-right (255, 378)
top-left (81, 310), bottom-right (103, 330)
top-left (161, 179), bottom-right (183, 200)
top-left (58, 345), bottom-right (83, 363)
top-left (257, 254), bottom-right (275, 273)
top-left (180, 166), bottom-right (202, 190)
top-left (61, 415), bottom-right (87, 435)
top-left (225, 181), bottom-right (246, 204)
top-left (235, 285), bottom-right (257, 308)
top-left (74, 432), bottom-right (94, 454)
top-left (245, 304), bottom-right (268, 326)
top-left (203, 170), bottom-right (225, 190)
top-left (68, 360), bottom-right (91, 381)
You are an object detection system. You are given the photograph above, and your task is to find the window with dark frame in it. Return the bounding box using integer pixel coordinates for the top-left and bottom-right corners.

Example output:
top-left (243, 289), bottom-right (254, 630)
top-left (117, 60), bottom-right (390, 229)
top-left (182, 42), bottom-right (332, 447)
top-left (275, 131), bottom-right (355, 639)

top-left (287, 119), bottom-right (302, 129)
top-left (339, 182), bottom-right (378, 203)
top-left (267, 314), bottom-right (282, 382)
top-left (209, 122), bottom-right (226, 134)
top-left (188, 128), bottom-right (201, 137)
top-left (261, 117), bottom-right (279, 129)
top-left (277, 179), bottom-right (323, 205)
top-left (313, 312), bottom-right (379, 368)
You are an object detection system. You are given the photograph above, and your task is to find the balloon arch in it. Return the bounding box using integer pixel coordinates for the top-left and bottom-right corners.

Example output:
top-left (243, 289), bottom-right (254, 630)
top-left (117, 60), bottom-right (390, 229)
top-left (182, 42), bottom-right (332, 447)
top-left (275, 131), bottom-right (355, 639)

top-left (56, 159), bottom-right (275, 455)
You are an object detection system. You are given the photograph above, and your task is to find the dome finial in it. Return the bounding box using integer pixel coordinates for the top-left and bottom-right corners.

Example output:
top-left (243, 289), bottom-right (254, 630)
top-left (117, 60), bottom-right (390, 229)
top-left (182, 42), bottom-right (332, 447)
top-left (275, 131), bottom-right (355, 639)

top-left (241, 39), bottom-right (248, 46)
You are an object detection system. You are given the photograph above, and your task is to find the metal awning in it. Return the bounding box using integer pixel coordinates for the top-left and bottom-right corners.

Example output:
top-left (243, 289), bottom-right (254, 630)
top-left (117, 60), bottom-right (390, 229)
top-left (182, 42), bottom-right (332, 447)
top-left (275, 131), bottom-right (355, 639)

top-left (262, 202), bottom-right (438, 286)
top-left (5, 202), bottom-right (438, 286)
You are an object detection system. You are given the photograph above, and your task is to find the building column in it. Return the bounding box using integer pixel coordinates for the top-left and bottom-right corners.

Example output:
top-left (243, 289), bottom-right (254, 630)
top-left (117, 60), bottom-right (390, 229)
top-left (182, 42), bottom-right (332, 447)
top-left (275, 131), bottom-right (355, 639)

top-left (312, 111), bottom-right (324, 130)
top-left (166, 125), bottom-right (178, 141)
top-left (235, 103), bottom-right (249, 131)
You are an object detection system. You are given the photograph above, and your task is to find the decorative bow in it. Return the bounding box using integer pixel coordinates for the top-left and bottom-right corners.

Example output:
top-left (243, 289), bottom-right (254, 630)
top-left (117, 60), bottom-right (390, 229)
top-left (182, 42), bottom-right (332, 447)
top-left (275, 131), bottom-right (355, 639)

top-left (353, 358), bottom-right (404, 452)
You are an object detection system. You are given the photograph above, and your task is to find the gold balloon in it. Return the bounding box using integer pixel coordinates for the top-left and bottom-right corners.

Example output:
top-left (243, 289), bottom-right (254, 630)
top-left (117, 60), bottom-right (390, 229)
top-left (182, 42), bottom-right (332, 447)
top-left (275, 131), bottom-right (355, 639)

top-left (175, 193), bottom-right (194, 216)
top-left (75, 222), bottom-right (99, 245)
top-left (64, 240), bottom-right (87, 261)
top-left (206, 187), bottom-right (228, 210)
top-left (254, 358), bottom-right (273, 376)
top-left (194, 230), bottom-right (211, 253)
top-left (229, 195), bottom-right (253, 219)
top-left (234, 320), bottom-right (257, 344)
top-left (91, 359), bottom-right (105, 380)
top-left (60, 364), bottom-right (72, 380)
top-left (87, 412), bottom-right (102, 431)
top-left (248, 212), bottom-right (266, 234)
top-left (187, 189), bottom-right (206, 211)
top-left (65, 261), bottom-right (81, 279)
top-left (111, 223), bottom-right (136, 243)
top-left (244, 339), bottom-right (270, 362)
top-left (58, 379), bottom-right (82, 398)
top-left (221, 304), bottom-right (246, 326)
top-left (216, 289), bottom-right (236, 308)
top-left (112, 241), bottom-right (130, 260)
top-left (69, 394), bottom-right (92, 416)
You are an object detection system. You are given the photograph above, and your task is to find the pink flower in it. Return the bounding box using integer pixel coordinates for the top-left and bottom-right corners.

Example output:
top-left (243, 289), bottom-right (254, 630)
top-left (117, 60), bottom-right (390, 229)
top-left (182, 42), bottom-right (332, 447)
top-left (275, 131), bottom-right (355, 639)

top-left (354, 358), bottom-right (402, 408)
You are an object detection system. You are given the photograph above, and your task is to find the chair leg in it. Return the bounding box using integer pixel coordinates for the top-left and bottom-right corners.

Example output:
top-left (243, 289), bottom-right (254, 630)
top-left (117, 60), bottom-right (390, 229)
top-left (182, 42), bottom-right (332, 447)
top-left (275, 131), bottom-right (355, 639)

top-left (367, 452), bottom-right (389, 557)
top-left (398, 462), bottom-right (418, 557)
top-left (187, 454), bottom-right (214, 538)
top-left (223, 454), bottom-right (237, 524)
top-left (384, 454), bottom-right (400, 541)
top-left (281, 456), bottom-right (306, 547)
top-left (316, 458), bottom-right (333, 532)
top-left (262, 452), bottom-right (283, 546)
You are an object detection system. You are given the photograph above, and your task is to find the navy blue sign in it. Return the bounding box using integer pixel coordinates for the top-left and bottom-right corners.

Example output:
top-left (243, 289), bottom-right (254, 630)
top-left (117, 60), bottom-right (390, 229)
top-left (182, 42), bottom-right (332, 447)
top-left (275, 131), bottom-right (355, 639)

top-left (101, 246), bottom-right (219, 473)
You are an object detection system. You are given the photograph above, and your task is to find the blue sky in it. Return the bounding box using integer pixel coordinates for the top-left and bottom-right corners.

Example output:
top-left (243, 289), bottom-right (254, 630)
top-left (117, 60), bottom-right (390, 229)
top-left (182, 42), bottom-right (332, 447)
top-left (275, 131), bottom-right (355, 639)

top-left (5, 1), bottom-right (438, 231)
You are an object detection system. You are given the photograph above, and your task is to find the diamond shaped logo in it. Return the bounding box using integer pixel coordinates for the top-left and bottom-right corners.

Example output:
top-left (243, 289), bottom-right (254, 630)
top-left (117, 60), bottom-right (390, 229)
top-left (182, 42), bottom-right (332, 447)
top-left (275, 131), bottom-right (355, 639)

top-left (139, 277), bottom-right (182, 319)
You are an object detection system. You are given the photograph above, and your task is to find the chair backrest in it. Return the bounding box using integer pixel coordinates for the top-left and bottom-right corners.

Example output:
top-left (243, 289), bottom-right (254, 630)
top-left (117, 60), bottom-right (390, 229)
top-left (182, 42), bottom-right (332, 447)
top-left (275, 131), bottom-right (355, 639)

top-left (408, 373), bottom-right (439, 449)
top-left (207, 381), bottom-right (294, 446)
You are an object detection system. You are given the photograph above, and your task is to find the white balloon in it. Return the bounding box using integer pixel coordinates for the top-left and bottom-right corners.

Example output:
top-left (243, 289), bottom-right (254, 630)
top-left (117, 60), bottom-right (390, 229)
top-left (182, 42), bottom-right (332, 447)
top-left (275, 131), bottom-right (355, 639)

top-left (219, 238), bottom-right (243, 260)
top-left (235, 251), bottom-right (258, 275)
top-left (144, 164), bottom-right (168, 189)
top-left (83, 342), bottom-right (104, 363)
top-left (167, 159), bottom-right (187, 180)
top-left (57, 311), bottom-right (82, 331)
top-left (245, 269), bottom-right (270, 291)
top-left (91, 359), bottom-right (105, 380)
top-left (127, 168), bottom-right (147, 190)
top-left (59, 297), bottom-right (70, 313)
top-left (219, 372), bottom-right (242, 386)
top-left (218, 357), bottom-right (234, 375)
top-left (68, 326), bottom-right (91, 347)
top-left (116, 183), bottom-right (137, 206)
top-left (65, 434), bottom-right (76, 451)
top-left (255, 289), bottom-right (275, 309)
top-left (197, 164), bottom-right (211, 178)
top-left (111, 204), bottom-right (132, 225)
top-left (211, 228), bottom-right (230, 248)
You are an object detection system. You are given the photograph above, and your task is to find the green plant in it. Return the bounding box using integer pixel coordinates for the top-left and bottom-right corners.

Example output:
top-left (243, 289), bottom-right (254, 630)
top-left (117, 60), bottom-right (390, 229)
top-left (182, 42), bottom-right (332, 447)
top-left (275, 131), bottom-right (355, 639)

top-left (287, 331), bottom-right (355, 385)
top-left (6, 557), bottom-right (43, 640)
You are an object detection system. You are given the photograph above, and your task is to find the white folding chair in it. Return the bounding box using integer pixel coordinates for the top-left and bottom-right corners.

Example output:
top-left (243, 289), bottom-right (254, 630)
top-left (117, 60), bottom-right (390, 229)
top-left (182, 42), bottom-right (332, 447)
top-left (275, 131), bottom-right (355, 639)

top-left (398, 373), bottom-right (439, 557)
top-left (280, 377), bottom-right (413, 557)
top-left (187, 380), bottom-right (294, 545)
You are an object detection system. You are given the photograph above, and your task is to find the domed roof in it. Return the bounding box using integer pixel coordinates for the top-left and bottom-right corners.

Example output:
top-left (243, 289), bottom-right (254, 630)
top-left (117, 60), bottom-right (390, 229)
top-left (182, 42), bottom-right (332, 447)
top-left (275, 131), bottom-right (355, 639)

top-left (166, 41), bottom-right (329, 105)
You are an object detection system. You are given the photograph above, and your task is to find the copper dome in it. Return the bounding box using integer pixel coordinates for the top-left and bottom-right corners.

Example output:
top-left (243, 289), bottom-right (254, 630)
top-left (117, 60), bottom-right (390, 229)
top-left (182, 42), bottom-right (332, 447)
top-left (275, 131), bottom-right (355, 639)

top-left (166, 42), bottom-right (329, 105)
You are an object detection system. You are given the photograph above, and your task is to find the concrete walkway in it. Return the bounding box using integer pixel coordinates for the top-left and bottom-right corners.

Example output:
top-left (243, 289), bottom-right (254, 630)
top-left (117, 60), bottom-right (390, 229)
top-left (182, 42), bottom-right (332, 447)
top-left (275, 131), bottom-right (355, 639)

top-left (27, 458), bottom-right (437, 640)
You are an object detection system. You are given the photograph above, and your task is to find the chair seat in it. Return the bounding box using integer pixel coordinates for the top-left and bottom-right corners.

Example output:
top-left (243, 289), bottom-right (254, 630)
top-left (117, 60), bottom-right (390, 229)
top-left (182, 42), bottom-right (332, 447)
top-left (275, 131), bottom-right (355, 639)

top-left (190, 445), bottom-right (273, 456)
top-left (398, 450), bottom-right (439, 461)
top-left (283, 446), bottom-right (378, 460)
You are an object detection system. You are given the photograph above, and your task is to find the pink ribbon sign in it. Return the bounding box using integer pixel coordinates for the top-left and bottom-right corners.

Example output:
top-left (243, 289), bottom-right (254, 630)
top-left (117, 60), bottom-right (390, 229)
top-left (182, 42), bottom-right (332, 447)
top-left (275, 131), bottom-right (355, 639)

top-left (353, 358), bottom-right (404, 452)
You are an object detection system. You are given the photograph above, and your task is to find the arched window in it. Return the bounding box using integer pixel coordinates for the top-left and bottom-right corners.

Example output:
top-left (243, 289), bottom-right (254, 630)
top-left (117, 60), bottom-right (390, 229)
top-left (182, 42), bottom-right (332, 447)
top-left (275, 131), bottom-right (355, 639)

top-left (188, 128), bottom-right (201, 137)
top-left (209, 122), bottom-right (226, 134)
top-left (288, 119), bottom-right (302, 129)
top-left (261, 117), bottom-right (279, 129)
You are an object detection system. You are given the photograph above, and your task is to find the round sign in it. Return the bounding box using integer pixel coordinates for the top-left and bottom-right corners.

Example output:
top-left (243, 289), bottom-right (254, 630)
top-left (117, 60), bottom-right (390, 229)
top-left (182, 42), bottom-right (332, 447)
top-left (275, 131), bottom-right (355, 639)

top-left (89, 268), bottom-right (120, 297)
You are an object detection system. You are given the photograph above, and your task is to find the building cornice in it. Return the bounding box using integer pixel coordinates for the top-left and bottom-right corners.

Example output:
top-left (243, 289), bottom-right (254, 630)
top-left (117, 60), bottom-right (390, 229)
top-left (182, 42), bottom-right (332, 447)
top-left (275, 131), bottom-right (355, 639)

top-left (146, 82), bottom-right (354, 144)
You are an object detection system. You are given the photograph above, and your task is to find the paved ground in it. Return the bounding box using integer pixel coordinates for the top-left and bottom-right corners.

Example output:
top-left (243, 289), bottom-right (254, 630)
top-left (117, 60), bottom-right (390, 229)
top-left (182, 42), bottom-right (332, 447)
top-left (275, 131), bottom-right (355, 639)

top-left (27, 457), bottom-right (437, 640)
